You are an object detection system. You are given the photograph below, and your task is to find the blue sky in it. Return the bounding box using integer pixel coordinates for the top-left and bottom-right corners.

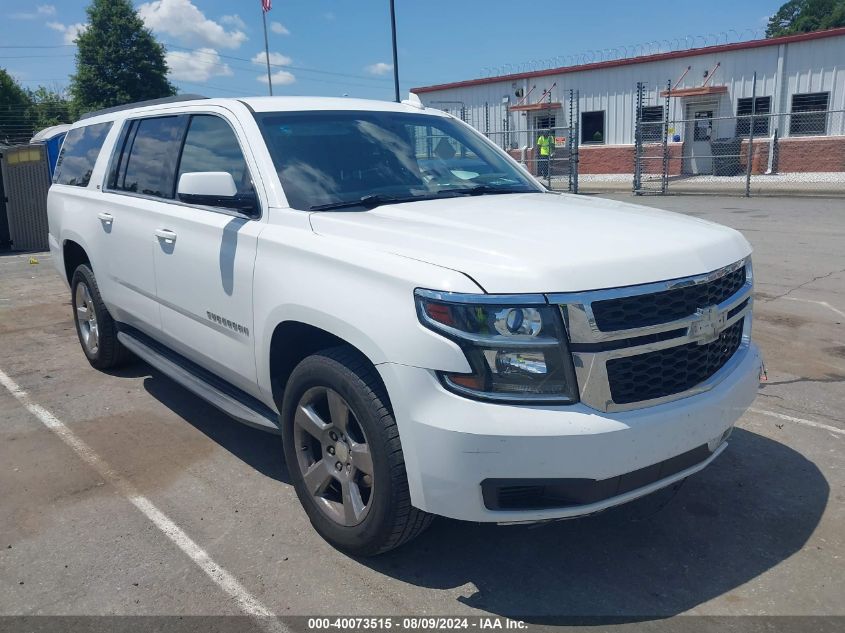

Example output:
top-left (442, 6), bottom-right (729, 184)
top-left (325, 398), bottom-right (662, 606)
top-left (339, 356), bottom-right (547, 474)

top-left (2, 0), bottom-right (779, 100)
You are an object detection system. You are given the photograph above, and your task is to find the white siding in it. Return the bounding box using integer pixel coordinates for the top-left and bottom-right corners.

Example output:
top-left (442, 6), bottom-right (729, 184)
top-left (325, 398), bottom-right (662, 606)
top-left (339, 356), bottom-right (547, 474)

top-left (417, 34), bottom-right (845, 145)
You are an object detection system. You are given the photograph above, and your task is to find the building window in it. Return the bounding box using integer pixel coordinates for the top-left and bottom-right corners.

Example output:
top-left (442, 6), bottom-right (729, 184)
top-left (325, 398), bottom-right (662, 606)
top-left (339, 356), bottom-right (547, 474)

top-left (790, 92), bottom-right (829, 136)
top-left (581, 111), bottom-right (605, 144)
top-left (534, 116), bottom-right (556, 132)
top-left (640, 106), bottom-right (663, 142)
top-left (736, 96), bottom-right (771, 137)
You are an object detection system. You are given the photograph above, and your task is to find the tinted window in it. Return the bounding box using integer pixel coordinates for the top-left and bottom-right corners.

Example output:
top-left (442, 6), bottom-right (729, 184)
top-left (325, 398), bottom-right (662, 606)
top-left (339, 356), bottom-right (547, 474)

top-left (254, 111), bottom-right (539, 211)
top-left (581, 111), bottom-right (605, 145)
top-left (640, 106), bottom-right (663, 142)
top-left (736, 96), bottom-right (771, 137)
top-left (790, 92), bottom-right (829, 136)
top-left (117, 116), bottom-right (185, 198)
top-left (54, 122), bottom-right (113, 187)
top-left (177, 115), bottom-right (253, 197)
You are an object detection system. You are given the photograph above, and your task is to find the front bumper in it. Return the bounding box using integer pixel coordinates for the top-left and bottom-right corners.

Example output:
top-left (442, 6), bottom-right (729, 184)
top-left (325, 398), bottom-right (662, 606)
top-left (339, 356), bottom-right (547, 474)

top-left (378, 342), bottom-right (761, 523)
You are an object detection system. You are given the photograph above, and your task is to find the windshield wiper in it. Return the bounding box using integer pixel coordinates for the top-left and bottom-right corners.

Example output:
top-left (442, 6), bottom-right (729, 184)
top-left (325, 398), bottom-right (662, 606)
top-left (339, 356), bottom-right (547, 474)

top-left (436, 184), bottom-right (539, 196)
top-left (308, 190), bottom-right (472, 211)
top-left (309, 194), bottom-right (416, 211)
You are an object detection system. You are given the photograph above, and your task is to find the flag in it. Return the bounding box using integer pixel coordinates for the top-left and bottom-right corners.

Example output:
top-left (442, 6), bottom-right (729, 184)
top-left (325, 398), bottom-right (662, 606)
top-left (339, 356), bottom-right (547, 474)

top-left (262, 0), bottom-right (272, 12)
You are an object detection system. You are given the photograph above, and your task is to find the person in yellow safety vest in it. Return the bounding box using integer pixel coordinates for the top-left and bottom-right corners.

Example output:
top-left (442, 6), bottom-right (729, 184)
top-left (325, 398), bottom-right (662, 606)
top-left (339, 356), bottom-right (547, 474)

top-left (536, 129), bottom-right (554, 179)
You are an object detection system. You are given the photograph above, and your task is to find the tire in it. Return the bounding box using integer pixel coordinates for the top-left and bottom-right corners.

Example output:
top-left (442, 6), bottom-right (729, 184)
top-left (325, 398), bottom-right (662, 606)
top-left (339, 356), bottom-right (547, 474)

top-left (71, 264), bottom-right (131, 370)
top-left (281, 346), bottom-right (433, 556)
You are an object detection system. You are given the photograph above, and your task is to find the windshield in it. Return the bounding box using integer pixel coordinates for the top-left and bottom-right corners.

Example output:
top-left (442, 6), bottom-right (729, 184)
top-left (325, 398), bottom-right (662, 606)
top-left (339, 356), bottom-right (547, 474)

top-left (254, 110), bottom-right (542, 210)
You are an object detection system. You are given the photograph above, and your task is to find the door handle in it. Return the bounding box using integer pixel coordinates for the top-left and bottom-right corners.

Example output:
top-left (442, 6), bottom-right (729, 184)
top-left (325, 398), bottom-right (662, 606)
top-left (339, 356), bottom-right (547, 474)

top-left (97, 212), bottom-right (114, 223)
top-left (154, 228), bottom-right (177, 244)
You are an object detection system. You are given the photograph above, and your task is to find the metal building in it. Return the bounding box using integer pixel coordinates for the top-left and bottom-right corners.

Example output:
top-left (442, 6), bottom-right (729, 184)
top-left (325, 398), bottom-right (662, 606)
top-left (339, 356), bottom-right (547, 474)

top-left (411, 28), bottom-right (845, 176)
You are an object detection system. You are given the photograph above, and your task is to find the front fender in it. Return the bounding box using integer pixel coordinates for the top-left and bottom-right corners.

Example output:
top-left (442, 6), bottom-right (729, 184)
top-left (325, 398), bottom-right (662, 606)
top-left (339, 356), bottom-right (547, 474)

top-left (253, 216), bottom-right (482, 401)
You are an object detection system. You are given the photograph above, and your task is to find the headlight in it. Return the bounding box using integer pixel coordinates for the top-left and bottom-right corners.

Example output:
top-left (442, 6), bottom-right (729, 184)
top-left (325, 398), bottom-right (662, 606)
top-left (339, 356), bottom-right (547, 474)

top-left (415, 289), bottom-right (578, 404)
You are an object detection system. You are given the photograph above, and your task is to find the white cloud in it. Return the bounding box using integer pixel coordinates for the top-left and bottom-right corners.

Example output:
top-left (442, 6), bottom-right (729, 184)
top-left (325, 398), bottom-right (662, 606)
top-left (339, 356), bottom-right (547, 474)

top-left (270, 21), bottom-right (289, 35)
top-left (258, 70), bottom-right (296, 86)
top-left (220, 14), bottom-right (246, 30)
top-left (46, 21), bottom-right (88, 45)
top-left (166, 47), bottom-right (233, 82)
top-left (138, 0), bottom-right (247, 49)
top-left (365, 62), bottom-right (393, 76)
top-left (252, 51), bottom-right (295, 85)
top-left (11, 4), bottom-right (56, 19)
top-left (251, 51), bottom-right (293, 67)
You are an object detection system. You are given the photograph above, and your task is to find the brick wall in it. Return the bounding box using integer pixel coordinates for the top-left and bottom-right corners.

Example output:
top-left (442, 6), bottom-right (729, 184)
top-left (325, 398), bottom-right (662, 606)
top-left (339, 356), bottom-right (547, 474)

top-left (577, 143), bottom-right (685, 175)
top-left (554, 136), bottom-right (845, 175)
top-left (776, 136), bottom-right (845, 173)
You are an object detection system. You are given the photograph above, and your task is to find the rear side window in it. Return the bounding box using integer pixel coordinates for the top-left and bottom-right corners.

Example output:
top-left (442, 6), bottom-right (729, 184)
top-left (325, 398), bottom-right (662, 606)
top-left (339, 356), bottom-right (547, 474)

top-left (177, 115), bottom-right (253, 196)
top-left (53, 122), bottom-right (113, 187)
top-left (112, 116), bottom-right (186, 198)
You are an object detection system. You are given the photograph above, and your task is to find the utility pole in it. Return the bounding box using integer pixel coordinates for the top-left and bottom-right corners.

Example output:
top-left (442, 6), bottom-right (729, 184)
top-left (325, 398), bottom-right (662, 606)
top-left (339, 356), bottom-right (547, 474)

top-left (389, 0), bottom-right (400, 102)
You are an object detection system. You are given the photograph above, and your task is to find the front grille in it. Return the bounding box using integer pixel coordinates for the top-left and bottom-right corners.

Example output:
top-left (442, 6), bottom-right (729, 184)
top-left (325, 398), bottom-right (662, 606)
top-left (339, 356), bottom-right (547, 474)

top-left (606, 318), bottom-right (745, 405)
top-left (591, 266), bottom-right (746, 331)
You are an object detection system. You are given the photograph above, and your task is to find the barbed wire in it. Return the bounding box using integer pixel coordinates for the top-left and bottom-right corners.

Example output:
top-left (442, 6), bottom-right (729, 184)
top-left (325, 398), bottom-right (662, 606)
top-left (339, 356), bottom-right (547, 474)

top-left (478, 27), bottom-right (768, 78)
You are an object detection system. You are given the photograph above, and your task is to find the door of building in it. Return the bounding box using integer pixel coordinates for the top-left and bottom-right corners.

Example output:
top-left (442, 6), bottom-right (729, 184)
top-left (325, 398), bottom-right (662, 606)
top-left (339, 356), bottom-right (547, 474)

top-left (683, 102), bottom-right (716, 175)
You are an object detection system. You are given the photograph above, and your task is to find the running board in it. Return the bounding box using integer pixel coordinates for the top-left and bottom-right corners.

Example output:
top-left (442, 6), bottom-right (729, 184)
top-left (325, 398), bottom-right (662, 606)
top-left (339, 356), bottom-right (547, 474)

top-left (117, 330), bottom-right (281, 434)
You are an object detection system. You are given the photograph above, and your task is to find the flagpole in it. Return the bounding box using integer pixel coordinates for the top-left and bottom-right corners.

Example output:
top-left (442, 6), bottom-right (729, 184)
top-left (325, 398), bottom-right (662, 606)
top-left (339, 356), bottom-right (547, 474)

top-left (389, 0), bottom-right (400, 102)
top-left (262, 7), bottom-right (273, 96)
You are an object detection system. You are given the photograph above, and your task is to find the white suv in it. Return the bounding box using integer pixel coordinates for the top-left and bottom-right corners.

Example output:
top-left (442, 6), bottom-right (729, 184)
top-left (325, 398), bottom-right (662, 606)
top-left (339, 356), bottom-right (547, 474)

top-left (48, 94), bottom-right (761, 555)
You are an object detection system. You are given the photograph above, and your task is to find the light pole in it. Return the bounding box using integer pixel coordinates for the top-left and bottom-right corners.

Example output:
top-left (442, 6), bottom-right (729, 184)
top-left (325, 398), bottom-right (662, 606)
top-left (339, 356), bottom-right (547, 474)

top-left (389, 0), bottom-right (400, 102)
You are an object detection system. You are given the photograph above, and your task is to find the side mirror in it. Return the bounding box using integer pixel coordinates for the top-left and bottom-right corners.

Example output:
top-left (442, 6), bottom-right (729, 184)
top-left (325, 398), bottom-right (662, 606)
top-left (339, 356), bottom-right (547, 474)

top-left (177, 172), bottom-right (258, 215)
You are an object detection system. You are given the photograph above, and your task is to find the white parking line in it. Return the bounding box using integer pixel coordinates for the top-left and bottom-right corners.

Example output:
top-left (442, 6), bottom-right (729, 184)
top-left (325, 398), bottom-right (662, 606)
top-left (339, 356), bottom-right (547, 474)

top-left (749, 407), bottom-right (845, 437)
top-left (0, 368), bottom-right (287, 632)
top-left (782, 297), bottom-right (845, 319)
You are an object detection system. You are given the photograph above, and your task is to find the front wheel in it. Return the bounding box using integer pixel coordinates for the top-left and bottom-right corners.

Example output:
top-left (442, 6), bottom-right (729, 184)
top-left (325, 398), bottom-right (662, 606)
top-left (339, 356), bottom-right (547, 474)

top-left (281, 347), bottom-right (432, 556)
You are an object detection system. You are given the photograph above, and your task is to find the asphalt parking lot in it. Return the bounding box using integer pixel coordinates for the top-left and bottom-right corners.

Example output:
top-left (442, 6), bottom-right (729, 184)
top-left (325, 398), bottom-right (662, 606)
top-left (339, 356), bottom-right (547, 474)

top-left (1, 194), bottom-right (843, 626)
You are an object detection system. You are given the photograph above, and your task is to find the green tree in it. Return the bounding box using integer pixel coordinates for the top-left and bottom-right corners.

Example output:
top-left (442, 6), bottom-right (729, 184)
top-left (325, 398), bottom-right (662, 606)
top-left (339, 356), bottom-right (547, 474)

top-left (0, 68), bottom-right (34, 145)
top-left (28, 87), bottom-right (73, 130)
top-left (70, 0), bottom-right (175, 115)
top-left (766, 0), bottom-right (845, 37)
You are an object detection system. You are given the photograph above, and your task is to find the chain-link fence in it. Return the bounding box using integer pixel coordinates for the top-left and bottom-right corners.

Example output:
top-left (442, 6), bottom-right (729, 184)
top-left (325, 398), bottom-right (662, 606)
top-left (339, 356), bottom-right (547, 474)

top-left (426, 90), bottom-right (582, 193)
top-left (633, 81), bottom-right (845, 197)
top-left (484, 124), bottom-right (580, 193)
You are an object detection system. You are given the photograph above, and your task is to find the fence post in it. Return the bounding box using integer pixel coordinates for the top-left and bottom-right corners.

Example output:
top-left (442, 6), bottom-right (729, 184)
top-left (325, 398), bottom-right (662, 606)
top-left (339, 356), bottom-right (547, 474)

top-left (661, 79), bottom-right (671, 194)
top-left (745, 71), bottom-right (757, 198)
top-left (633, 81), bottom-right (644, 194)
top-left (484, 102), bottom-right (490, 137)
top-left (504, 115), bottom-right (510, 152)
top-left (568, 89), bottom-right (580, 194)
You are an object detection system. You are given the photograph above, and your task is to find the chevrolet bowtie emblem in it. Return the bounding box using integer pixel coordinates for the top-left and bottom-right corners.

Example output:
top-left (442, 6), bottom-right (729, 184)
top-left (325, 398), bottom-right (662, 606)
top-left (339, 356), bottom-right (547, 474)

top-left (689, 305), bottom-right (727, 345)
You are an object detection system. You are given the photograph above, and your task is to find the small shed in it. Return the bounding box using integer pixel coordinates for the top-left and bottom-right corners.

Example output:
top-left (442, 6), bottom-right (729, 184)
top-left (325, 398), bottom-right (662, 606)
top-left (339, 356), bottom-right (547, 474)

top-left (0, 143), bottom-right (52, 251)
top-left (0, 143), bottom-right (10, 250)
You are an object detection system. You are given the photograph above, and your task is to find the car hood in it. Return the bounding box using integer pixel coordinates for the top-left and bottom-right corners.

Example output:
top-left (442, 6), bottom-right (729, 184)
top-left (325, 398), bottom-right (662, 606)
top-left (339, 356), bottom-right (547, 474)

top-left (308, 193), bottom-right (751, 293)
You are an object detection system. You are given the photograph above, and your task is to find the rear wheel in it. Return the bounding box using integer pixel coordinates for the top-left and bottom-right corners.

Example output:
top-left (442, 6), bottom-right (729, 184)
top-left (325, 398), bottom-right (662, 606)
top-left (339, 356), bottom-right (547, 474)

top-left (281, 346), bottom-right (432, 556)
top-left (71, 264), bottom-right (130, 369)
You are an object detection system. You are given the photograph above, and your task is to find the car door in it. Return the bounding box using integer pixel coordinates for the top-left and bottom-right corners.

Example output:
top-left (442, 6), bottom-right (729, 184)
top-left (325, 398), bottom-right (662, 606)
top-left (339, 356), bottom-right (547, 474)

top-left (99, 114), bottom-right (188, 335)
top-left (151, 112), bottom-right (265, 397)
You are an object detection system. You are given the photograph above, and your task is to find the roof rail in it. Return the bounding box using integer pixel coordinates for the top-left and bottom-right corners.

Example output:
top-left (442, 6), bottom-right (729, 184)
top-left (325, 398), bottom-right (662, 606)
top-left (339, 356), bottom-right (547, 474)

top-left (79, 94), bottom-right (209, 120)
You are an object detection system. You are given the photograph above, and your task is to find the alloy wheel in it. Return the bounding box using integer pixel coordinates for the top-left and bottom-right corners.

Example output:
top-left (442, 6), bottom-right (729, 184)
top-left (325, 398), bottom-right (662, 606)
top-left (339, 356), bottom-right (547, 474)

top-left (75, 282), bottom-right (100, 355)
top-left (293, 386), bottom-right (375, 526)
